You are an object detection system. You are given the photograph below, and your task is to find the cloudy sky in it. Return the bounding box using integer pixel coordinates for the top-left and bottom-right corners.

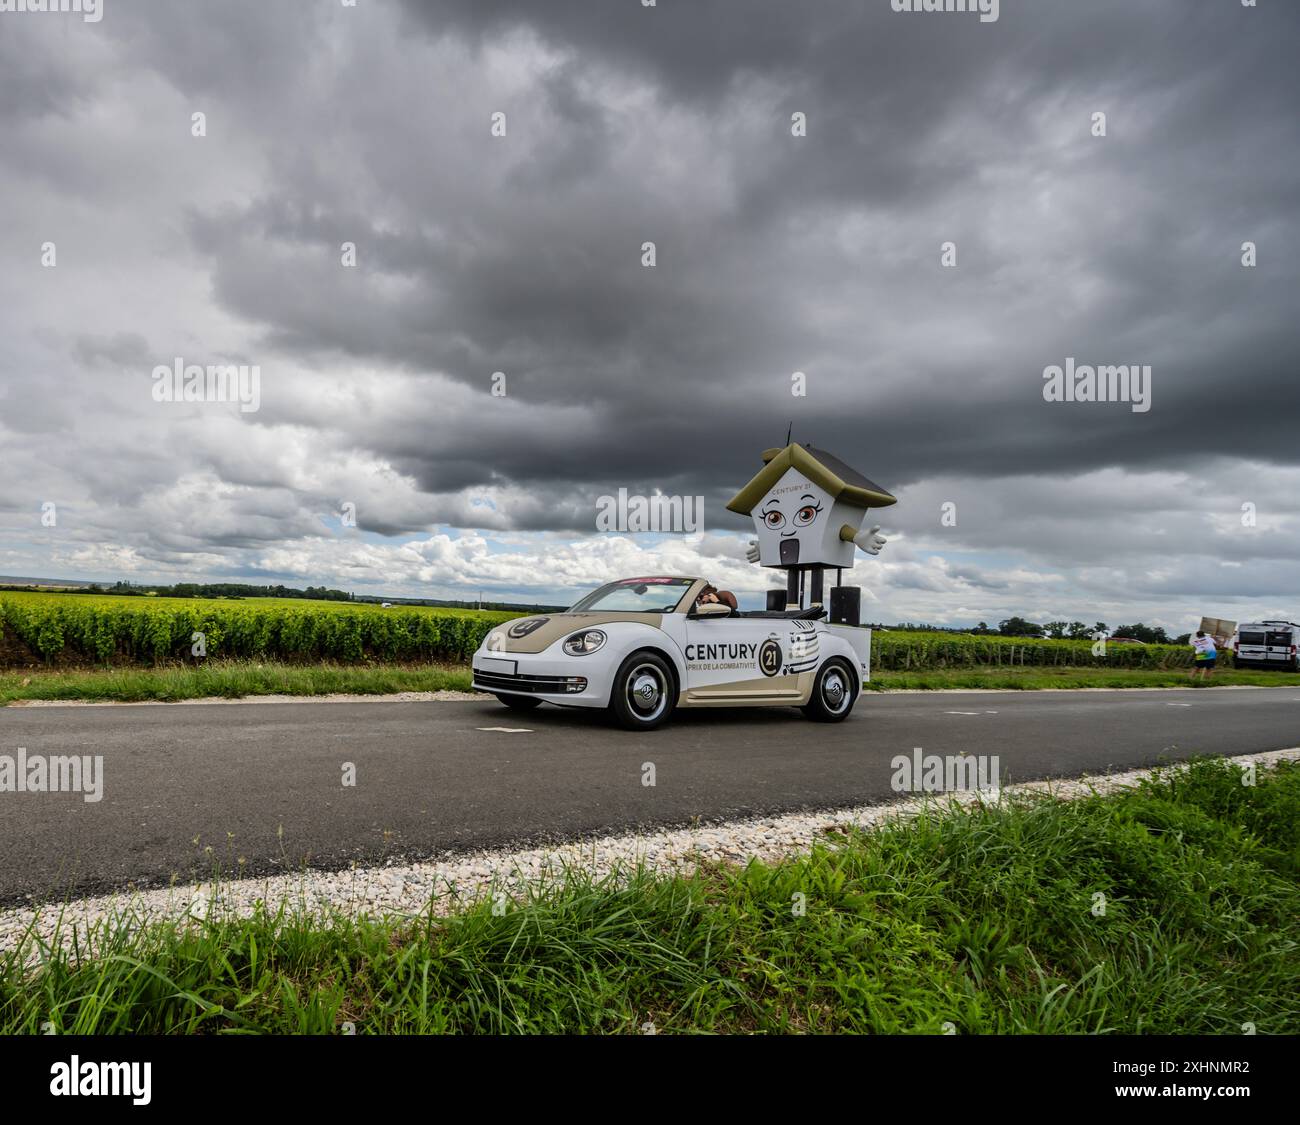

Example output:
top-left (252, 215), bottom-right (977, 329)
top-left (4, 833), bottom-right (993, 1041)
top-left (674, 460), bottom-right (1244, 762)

top-left (1, 0), bottom-right (1297, 631)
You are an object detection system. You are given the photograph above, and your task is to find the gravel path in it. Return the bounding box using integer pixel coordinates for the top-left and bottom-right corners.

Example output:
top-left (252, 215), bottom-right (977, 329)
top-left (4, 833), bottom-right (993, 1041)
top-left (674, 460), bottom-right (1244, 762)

top-left (3, 748), bottom-right (1294, 958)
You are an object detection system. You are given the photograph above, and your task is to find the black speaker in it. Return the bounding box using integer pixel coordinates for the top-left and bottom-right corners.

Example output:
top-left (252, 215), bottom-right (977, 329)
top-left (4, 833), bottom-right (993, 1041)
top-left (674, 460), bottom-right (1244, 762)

top-left (766, 588), bottom-right (786, 612)
top-left (830, 586), bottom-right (860, 626)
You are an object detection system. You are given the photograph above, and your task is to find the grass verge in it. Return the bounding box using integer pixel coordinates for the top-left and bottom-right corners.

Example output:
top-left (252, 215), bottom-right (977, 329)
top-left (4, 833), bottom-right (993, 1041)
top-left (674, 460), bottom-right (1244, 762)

top-left (3, 758), bottom-right (1297, 1033)
top-left (2, 660), bottom-right (1295, 705)
top-left (0, 660), bottom-right (471, 705)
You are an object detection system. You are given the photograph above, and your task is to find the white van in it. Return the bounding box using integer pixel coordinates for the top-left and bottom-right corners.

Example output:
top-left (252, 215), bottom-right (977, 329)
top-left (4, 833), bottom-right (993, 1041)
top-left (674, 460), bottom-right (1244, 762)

top-left (1233, 621), bottom-right (1300, 671)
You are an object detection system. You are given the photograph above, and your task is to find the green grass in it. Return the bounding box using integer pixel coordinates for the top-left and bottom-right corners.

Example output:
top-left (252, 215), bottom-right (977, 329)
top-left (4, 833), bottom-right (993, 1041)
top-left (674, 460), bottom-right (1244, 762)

top-left (0, 661), bottom-right (472, 705)
top-left (3, 757), bottom-right (1296, 1034)
top-left (2, 660), bottom-right (1294, 706)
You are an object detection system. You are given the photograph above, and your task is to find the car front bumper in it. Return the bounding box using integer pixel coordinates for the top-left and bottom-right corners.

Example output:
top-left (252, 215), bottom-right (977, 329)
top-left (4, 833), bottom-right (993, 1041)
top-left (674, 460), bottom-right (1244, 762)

top-left (471, 648), bottom-right (615, 707)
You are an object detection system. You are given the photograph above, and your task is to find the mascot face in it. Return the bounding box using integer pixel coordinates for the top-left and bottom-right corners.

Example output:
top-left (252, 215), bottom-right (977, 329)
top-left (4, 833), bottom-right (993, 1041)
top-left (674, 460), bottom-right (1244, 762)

top-left (750, 470), bottom-right (835, 567)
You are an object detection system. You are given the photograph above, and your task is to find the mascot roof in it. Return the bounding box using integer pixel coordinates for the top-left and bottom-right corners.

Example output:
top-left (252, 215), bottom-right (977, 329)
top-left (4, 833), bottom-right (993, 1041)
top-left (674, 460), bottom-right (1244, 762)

top-left (725, 442), bottom-right (897, 515)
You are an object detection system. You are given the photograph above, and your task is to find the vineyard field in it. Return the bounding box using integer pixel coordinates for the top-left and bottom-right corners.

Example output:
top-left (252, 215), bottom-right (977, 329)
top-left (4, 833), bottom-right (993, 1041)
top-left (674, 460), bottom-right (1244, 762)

top-left (0, 592), bottom-right (515, 667)
top-left (0, 591), bottom-right (1198, 671)
top-left (869, 630), bottom-right (1195, 671)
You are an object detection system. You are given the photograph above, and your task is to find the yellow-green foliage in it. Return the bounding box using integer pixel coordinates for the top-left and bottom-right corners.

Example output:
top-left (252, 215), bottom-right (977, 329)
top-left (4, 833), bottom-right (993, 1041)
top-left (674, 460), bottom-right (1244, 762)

top-left (873, 630), bottom-right (1193, 670)
top-left (0, 592), bottom-right (1193, 670)
top-left (0, 592), bottom-right (518, 666)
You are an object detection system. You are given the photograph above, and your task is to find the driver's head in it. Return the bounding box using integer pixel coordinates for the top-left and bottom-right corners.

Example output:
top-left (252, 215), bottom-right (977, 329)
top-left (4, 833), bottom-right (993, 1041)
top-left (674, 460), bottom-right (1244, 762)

top-left (716, 590), bottom-right (738, 611)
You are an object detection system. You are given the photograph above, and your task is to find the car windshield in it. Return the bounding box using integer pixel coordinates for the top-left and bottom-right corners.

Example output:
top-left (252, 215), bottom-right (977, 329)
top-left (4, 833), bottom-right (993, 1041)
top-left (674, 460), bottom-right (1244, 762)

top-left (569, 577), bottom-right (694, 614)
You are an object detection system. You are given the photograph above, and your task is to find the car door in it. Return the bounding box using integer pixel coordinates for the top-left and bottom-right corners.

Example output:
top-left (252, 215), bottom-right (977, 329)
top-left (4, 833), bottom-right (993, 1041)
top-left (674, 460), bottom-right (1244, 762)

top-left (1237, 629), bottom-right (1268, 664)
top-left (1265, 629), bottom-right (1296, 667)
top-left (680, 613), bottom-right (810, 703)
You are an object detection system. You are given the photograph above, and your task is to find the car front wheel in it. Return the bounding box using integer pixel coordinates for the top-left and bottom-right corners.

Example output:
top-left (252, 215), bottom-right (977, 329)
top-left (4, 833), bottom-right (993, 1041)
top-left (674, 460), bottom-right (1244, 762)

top-left (802, 658), bottom-right (858, 722)
top-left (608, 651), bottom-right (677, 731)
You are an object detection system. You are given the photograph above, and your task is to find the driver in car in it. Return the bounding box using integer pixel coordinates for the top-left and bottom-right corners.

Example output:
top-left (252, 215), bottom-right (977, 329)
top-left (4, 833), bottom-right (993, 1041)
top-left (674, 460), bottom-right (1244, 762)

top-left (694, 584), bottom-right (739, 612)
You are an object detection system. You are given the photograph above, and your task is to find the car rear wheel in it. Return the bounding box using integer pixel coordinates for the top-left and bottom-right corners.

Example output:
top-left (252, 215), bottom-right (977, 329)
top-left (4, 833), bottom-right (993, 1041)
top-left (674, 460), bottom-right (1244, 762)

top-left (494, 693), bottom-right (543, 711)
top-left (608, 651), bottom-right (677, 731)
top-left (802, 658), bottom-right (858, 722)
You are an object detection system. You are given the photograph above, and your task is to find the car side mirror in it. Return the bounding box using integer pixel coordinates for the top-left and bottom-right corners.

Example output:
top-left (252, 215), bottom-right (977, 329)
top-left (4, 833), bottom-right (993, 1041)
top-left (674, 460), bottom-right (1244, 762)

top-left (690, 602), bottom-right (732, 618)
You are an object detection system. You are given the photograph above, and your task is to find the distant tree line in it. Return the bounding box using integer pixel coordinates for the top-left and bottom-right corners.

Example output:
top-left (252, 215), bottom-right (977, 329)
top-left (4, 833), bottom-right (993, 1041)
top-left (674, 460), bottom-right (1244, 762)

top-left (93, 581), bottom-right (354, 601)
top-left (878, 617), bottom-right (1190, 645)
top-left (984, 617), bottom-right (1187, 644)
top-left (65, 581), bottom-right (564, 613)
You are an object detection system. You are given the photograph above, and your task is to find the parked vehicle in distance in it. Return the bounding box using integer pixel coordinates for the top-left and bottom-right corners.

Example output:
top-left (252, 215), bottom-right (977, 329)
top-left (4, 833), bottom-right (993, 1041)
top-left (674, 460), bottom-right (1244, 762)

top-left (470, 575), bottom-right (871, 730)
top-left (1232, 621), bottom-right (1300, 671)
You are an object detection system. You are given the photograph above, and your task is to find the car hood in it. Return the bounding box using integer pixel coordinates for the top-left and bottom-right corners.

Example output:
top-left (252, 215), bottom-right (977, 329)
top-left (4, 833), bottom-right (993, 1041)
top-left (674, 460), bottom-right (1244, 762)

top-left (481, 612), bottom-right (667, 654)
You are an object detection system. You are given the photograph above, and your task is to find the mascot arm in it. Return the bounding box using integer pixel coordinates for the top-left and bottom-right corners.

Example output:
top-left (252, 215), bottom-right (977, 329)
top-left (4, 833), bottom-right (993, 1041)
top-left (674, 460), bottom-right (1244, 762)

top-left (840, 522), bottom-right (886, 556)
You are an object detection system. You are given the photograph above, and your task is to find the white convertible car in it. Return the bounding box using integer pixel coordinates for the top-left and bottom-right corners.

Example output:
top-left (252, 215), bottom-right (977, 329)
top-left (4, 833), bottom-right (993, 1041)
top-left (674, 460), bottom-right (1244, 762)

top-left (470, 576), bottom-right (871, 730)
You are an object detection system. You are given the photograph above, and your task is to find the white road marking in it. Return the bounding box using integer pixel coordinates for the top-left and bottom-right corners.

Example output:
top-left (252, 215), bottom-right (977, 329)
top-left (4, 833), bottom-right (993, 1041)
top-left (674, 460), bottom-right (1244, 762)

top-left (1166, 703), bottom-right (1192, 707)
top-left (944, 711), bottom-right (981, 716)
top-left (477, 726), bottom-right (533, 733)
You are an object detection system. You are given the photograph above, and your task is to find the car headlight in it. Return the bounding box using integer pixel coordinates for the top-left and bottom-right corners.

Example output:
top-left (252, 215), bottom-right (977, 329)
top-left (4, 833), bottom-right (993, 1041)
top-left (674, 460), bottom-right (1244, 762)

top-left (563, 629), bottom-right (607, 656)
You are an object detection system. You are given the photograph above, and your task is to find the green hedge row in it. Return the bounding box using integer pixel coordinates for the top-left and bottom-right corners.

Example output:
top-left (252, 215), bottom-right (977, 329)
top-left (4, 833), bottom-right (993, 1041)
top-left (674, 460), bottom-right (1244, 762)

top-left (0, 594), bottom-right (1198, 670)
top-left (872, 631), bottom-right (1195, 670)
top-left (0, 596), bottom-right (515, 665)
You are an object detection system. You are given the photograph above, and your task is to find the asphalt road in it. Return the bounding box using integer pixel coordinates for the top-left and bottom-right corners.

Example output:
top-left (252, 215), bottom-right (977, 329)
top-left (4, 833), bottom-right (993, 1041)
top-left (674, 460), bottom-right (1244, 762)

top-left (1, 688), bottom-right (1298, 907)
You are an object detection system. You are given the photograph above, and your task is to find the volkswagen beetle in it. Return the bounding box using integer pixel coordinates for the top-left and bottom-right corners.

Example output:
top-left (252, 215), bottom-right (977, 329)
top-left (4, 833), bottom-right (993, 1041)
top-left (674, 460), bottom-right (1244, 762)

top-left (470, 576), bottom-right (871, 730)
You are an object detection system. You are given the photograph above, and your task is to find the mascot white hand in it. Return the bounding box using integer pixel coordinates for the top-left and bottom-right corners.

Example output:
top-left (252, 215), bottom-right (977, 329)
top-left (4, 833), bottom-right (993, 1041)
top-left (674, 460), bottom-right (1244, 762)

top-left (745, 540), bottom-right (761, 564)
top-left (853, 524), bottom-right (887, 556)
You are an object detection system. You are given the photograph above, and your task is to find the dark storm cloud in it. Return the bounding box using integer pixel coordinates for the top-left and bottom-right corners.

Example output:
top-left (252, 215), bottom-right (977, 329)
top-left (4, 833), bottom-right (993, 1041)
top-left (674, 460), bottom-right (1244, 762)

top-left (159, 0), bottom-right (1300, 506)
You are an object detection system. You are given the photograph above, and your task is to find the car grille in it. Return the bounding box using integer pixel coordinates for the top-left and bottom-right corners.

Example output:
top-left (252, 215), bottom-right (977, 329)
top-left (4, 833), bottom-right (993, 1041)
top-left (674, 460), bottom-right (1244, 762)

top-left (473, 670), bottom-right (588, 694)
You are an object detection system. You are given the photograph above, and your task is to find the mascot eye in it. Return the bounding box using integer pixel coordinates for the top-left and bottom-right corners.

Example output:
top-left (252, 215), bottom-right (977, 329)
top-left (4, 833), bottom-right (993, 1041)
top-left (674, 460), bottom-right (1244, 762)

top-left (763, 509), bottom-right (785, 529)
top-left (794, 504), bottom-right (820, 526)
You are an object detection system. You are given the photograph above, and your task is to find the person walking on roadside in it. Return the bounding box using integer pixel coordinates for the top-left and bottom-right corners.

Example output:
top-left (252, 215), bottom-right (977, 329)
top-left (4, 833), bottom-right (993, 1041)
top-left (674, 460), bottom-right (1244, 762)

top-left (1189, 630), bottom-right (1217, 683)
